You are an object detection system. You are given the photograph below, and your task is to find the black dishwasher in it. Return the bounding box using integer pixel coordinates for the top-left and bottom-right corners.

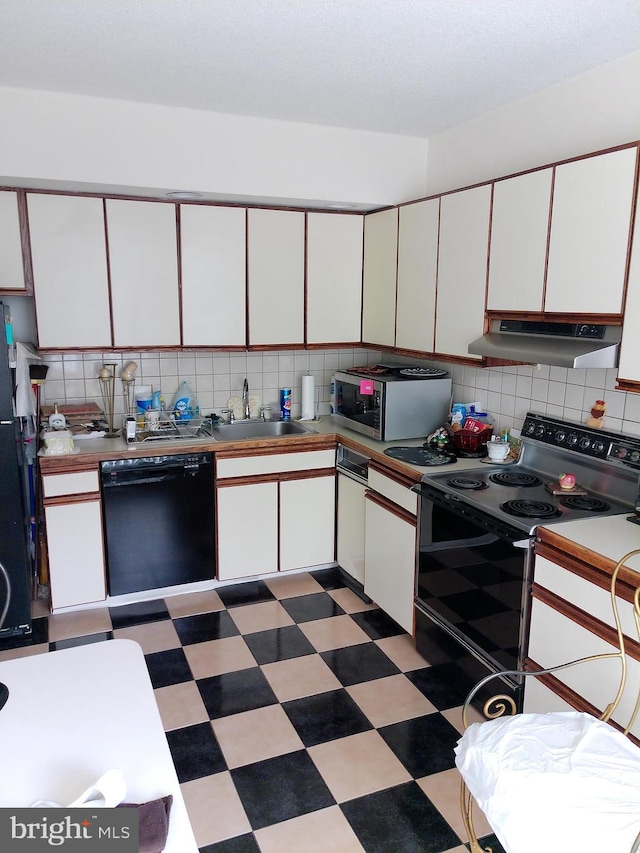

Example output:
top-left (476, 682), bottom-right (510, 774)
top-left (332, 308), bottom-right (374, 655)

top-left (101, 452), bottom-right (215, 596)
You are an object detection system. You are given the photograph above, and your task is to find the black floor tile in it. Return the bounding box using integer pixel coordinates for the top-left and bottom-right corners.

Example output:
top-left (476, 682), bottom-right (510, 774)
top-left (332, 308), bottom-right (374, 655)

top-left (350, 608), bottom-right (405, 640)
top-left (0, 615), bottom-right (49, 651)
top-left (145, 647), bottom-right (193, 688)
top-left (197, 668), bottom-right (278, 719)
top-left (200, 833), bottom-right (260, 853)
top-left (283, 688), bottom-right (373, 747)
top-left (108, 599), bottom-right (170, 629)
top-left (216, 581), bottom-right (276, 608)
top-left (231, 751), bottom-right (335, 831)
top-left (405, 665), bottom-right (468, 711)
top-left (173, 610), bottom-right (239, 645)
top-left (166, 722), bottom-right (227, 783)
top-left (242, 624), bottom-right (316, 665)
top-left (49, 631), bottom-right (113, 651)
top-left (309, 566), bottom-right (346, 590)
top-left (321, 643), bottom-right (400, 686)
top-left (340, 781), bottom-right (460, 853)
top-left (378, 713), bottom-right (461, 778)
top-left (479, 833), bottom-right (507, 853)
top-left (280, 592), bottom-right (346, 623)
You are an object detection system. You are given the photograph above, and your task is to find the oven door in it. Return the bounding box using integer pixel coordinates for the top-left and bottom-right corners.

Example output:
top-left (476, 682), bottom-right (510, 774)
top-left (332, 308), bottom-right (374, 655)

top-left (413, 483), bottom-right (533, 711)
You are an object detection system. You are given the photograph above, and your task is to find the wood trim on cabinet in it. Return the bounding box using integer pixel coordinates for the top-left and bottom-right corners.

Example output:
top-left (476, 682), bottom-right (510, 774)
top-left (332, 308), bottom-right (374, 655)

top-left (364, 489), bottom-right (416, 526)
top-left (535, 533), bottom-right (640, 602)
top-left (369, 459), bottom-right (421, 489)
top-left (175, 203), bottom-right (184, 347)
top-left (620, 145), bottom-right (640, 319)
top-left (214, 436), bottom-right (336, 461)
top-left (43, 492), bottom-right (101, 508)
top-left (531, 582), bottom-right (640, 662)
top-left (17, 189), bottom-right (34, 295)
top-left (103, 198), bottom-right (116, 348)
top-left (616, 378), bottom-right (640, 393)
top-left (540, 164), bottom-right (555, 312)
top-left (485, 310), bottom-right (624, 324)
top-left (216, 467), bottom-right (335, 489)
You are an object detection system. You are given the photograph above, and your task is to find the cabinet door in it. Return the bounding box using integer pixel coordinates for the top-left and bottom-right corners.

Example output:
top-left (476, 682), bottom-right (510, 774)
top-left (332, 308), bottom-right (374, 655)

top-left (106, 199), bottom-right (180, 347)
top-left (280, 474), bottom-right (335, 571)
top-left (364, 495), bottom-right (416, 634)
top-left (487, 169), bottom-right (552, 312)
top-left (618, 191), bottom-right (640, 382)
top-left (545, 147), bottom-right (637, 314)
top-left (362, 208), bottom-right (398, 347)
top-left (28, 194), bottom-right (112, 348)
top-left (181, 205), bottom-right (246, 347)
top-left (307, 212), bottom-right (363, 344)
top-left (396, 199), bottom-right (439, 353)
top-left (248, 208), bottom-right (305, 346)
top-left (46, 500), bottom-right (106, 609)
top-left (337, 473), bottom-right (366, 585)
top-left (216, 482), bottom-right (278, 580)
top-left (0, 191), bottom-right (25, 291)
top-left (435, 185), bottom-right (491, 360)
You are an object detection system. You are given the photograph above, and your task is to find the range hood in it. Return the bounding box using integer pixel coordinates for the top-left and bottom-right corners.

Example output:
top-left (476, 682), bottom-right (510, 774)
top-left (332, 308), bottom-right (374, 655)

top-left (468, 320), bottom-right (621, 368)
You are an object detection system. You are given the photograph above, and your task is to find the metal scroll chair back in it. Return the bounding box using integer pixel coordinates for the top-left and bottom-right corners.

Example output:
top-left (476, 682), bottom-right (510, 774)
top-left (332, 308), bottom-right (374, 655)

top-left (457, 547), bottom-right (640, 853)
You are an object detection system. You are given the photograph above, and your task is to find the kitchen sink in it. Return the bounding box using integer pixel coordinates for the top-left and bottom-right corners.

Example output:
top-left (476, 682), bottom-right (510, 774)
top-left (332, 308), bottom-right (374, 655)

top-left (209, 419), bottom-right (317, 441)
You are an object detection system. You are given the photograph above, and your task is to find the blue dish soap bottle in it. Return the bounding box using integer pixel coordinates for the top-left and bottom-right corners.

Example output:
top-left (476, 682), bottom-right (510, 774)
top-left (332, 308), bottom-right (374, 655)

top-left (172, 380), bottom-right (197, 420)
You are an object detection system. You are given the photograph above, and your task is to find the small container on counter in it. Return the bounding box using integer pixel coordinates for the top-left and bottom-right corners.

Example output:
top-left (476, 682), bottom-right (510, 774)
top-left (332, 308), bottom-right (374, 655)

top-left (280, 388), bottom-right (291, 420)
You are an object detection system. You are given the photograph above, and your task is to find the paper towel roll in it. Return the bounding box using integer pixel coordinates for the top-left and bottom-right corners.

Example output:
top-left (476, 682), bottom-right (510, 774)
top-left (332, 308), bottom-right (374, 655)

top-left (301, 374), bottom-right (315, 420)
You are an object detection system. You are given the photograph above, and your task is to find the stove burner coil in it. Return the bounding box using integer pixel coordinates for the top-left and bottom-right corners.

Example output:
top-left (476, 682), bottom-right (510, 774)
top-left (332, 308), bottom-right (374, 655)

top-left (500, 499), bottom-right (562, 520)
top-left (445, 477), bottom-right (488, 490)
top-left (490, 472), bottom-right (542, 488)
top-left (559, 495), bottom-right (611, 513)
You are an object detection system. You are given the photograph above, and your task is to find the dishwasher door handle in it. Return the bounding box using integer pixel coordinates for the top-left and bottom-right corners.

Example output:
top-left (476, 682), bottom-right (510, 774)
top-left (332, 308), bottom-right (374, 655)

top-left (104, 472), bottom-right (183, 487)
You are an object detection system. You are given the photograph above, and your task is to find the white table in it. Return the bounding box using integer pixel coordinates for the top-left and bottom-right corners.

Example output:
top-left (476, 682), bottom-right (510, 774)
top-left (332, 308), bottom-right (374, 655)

top-left (0, 639), bottom-right (198, 851)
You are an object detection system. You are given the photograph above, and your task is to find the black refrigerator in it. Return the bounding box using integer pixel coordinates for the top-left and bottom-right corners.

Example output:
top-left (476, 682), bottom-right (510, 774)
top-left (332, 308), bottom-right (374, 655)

top-left (0, 303), bottom-right (32, 637)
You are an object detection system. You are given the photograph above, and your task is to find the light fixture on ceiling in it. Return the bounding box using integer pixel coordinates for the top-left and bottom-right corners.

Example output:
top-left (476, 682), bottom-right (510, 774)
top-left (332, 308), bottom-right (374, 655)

top-left (166, 191), bottom-right (203, 200)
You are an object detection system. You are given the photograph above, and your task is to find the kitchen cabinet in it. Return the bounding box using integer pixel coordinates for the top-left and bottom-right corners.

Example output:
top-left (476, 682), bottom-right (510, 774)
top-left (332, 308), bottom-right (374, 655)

top-left (362, 207), bottom-right (398, 348)
top-left (545, 147), bottom-right (637, 315)
top-left (616, 184), bottom-right (640, 386)
top-left (215, 447), bottom-right (336, 580)
top-left (364, 466), bottom-right (417, 634)
top-left (106, 199), bottom-right (180, 348)
top-left (395, 198), bottom-right (439, 353)
top-left (435, 184), bottom-right (491, 360)
top-left (247, 208), bottom-right (305, 346)
top-left (306, 212), bottom-right (364, 345)
top-left (526, 551), bottom-right (640, 738)
top-left (27, 194), bottom-right (112, 349)
top-left (336, 471), bottom-right (366, 585)
top-left (41, 469), bottom-right (106, 610)
top-left (487, 169), bottom-right (553, 312)
top-left (180, 204), bottom-right (246, 347)
top-left (0, 190), bottom-right (26, 292)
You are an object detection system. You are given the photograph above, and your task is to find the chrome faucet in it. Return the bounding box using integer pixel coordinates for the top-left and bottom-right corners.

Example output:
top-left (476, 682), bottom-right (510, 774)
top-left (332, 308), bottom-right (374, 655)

top-left (242, 377), bottom-right (250, 419)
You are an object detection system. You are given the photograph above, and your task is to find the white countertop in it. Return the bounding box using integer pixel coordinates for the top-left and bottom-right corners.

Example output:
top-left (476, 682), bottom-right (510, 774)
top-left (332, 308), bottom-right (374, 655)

top-left (0, 639), bottom-right (198, 851)
top-left (539, 514), bottom-right (640, 574)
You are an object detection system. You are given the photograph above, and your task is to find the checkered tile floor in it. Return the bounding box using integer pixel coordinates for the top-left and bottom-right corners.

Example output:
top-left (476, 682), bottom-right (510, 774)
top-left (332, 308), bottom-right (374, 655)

top-left (0, 567), bottom-right (506, 853)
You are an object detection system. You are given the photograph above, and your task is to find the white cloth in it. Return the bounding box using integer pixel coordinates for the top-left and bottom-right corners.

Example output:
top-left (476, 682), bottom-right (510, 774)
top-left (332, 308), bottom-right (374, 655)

top-left (32, 769), bottom-right (127, 808)
top-left (14, 341), bottom-right (41, 417)
top-left (455, 711), bottom-right (640, 853)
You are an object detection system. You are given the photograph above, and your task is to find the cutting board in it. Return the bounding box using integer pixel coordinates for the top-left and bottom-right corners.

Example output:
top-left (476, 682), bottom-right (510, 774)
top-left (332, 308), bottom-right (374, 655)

top-left (545, 482), bottom-right (588, 496)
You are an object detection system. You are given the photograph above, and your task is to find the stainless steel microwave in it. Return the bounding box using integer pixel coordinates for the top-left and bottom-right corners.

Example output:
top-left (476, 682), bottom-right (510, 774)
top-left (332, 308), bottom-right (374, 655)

top-left (332, 367), bottom-right (452, 441)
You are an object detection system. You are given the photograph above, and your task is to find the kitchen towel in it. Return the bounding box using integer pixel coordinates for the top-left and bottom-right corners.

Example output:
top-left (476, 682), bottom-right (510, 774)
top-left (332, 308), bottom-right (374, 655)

top-left (301, 374), bottom-right (315, 420)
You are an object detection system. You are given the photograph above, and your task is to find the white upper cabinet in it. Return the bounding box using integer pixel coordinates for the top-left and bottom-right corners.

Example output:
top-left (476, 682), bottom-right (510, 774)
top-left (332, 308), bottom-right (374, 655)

top-left (396, 198), bottom-right (439, 353)
top-left (247, 208), bottom-right (305, 346)
top-left (0, 191), bottom-right (26, 291)
top-left (545, 147), bottom-right (637, 314)
top-left (362, 207), bottom-right (398, 347)
top-left (306, 212), bottom-right (363, 344)
top-left (435, 184), bottom-right (491, 360)
top-left (180, 205), bottom-right (246, 347)
top-left (28, 194), bottom-right (112, 349)
top-left (487, 169), bottom-right (553, 312)
top-left (617, 188), bottom-right (640, 384)
top-left (106, 199), bottom-right (180, 348)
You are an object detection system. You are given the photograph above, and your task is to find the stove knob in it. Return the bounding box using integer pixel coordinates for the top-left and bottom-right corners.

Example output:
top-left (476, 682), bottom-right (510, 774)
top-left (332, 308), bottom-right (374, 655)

top-left (579, 436), bottom-right (591, 450)
top-left (524, 422), bottom-right (536, 435)
top-left (535, 425), bottom-right (546, 438)
top-left (555, 429), bottom-right (566, 443)
top-left (567, 433), bottom-right (578, 446)
top-left (592, 440), bottom-right (604, 453)
top-left (631, 450), bottom-right (640, 463)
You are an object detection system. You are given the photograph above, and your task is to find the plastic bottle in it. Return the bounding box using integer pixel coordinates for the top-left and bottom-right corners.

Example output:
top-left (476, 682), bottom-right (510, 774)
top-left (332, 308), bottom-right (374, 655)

top-left (172, 380), bottom-right (197, 421)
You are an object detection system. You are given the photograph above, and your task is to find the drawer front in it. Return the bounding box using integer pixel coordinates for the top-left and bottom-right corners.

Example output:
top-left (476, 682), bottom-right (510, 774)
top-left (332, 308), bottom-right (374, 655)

top-left (217, 449), bottom-right (335, 479)
top-left (42, 470), bottom-right (100, 498)
top-left (368, 468), bottom-right (417, 515)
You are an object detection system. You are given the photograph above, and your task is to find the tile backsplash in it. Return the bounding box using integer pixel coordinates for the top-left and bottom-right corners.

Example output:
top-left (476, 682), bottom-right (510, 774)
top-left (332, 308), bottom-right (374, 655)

top-left (40, 349), bottom-right (640, 437)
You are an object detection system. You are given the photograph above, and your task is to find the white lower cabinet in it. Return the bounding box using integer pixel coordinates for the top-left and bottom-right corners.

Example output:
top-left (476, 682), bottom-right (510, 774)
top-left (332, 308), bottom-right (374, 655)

top-left (280, 475), bottom-right (335, 571)
top-left (336, 473), bottom-right (366, 585)
top-left (364, 468), bottom-right (418, 634)
top-left (45, 500), bottom-right (106, 610)
top-left (216, 482), bottom-right (279, 581)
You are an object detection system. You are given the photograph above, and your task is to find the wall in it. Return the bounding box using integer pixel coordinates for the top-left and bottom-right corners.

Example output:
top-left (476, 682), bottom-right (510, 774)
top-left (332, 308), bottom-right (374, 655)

top-left (425, 51), bottom-right (640, 195)
top-left (0, 86), bottom-right (428, 208)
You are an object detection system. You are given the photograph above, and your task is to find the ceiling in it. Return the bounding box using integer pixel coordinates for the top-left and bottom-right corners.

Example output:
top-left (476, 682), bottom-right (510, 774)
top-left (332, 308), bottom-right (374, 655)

top-left (1, 0), bottom-right (639, 138)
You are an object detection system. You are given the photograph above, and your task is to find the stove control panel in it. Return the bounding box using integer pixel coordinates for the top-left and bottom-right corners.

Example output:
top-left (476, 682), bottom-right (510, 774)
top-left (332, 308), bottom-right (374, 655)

top-left (522, 413), bottom-right (640, 470)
